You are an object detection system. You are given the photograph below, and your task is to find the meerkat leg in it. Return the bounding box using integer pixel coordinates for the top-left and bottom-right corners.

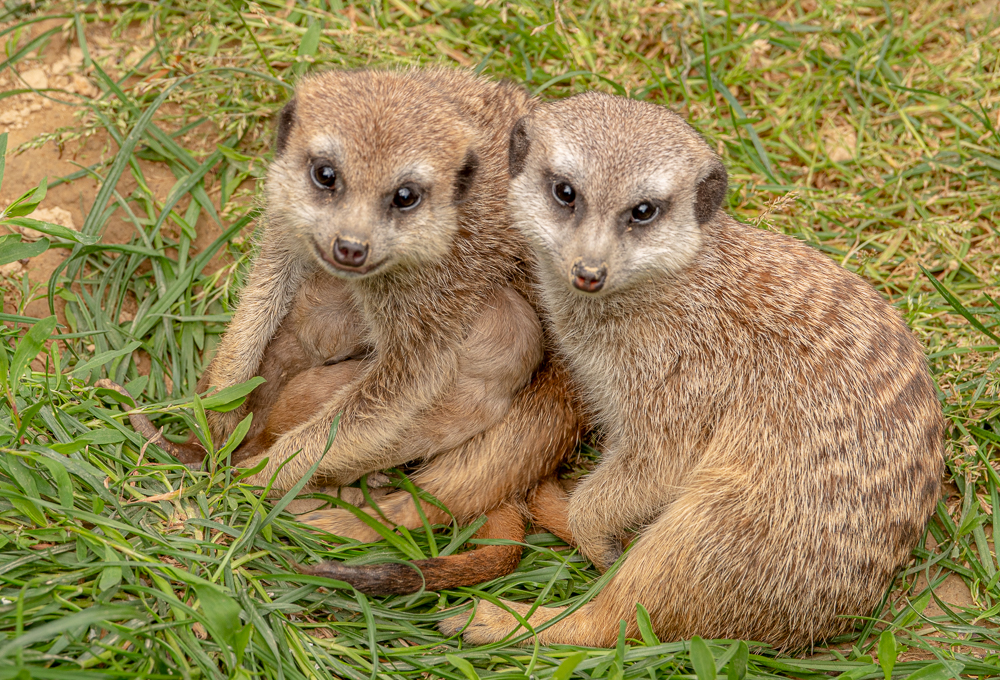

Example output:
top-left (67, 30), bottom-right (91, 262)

top-left (239, 289), bottom-right (546, 492)
top-left (440, 465), bottom-right (864, 649)
top-left (228, 320), bottom-right (316, 458)
top-left (563, 447), bottom-right (678, 572)
top-left (299, 360), bottom-right (580, 542)
top-left (233, 360), bottom-right (367, 463)
top-left (438, 484), bottom-right (712, 647)
top-left (237, 359), bottom-right (384, 512)
top-left (203, 237), bottom-right (308, 442)
top-left (526, 477), bottom-right (576, 545)
top-left (237, 353), bottom-right (455, 490)
top-left (299, 499), bottom-right (526, 594)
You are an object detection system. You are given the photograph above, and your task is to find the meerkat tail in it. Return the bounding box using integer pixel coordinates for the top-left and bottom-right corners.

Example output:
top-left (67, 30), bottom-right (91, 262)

top-left (526, 477), bottom-right (576, 546)
top-left (94, 379), bottom-right (206, 465)
top-left (298, 500), bottom-right (525, 595)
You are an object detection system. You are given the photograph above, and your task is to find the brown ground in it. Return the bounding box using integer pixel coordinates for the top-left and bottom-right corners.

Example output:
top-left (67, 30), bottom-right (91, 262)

top-left (0, 17), bottom-right (227, 321)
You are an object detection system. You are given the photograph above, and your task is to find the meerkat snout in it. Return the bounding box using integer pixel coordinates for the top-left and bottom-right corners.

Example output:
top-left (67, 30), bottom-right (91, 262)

top-left (331, 236), bottom-right (369, 268)
top-left (570, 260), bottom-right (607, 292)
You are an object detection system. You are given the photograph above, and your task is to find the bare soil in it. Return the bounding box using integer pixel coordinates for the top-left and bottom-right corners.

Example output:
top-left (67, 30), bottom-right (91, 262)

top-left (1, 18), bottom-right (226, 320)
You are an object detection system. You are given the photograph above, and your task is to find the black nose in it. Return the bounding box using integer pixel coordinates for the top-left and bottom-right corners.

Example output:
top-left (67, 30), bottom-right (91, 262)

top-left (332, 237), bottom-right (369, 267)
top-left (571, 262), bottom-right (607, 293)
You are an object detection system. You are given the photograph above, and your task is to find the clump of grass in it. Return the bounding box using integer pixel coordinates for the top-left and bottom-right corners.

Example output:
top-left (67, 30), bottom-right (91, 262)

top-left (0, 0), bottom-right (998, 678)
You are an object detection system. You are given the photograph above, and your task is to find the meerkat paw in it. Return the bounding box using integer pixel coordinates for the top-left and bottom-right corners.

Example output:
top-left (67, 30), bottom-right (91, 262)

top-left (438, 600), bottom-right (556, 645)
top-left (286, 472), bottom-right (397, 515)
top-left (571, 533), bottom-right (625, 573)
top-left (310, 473), bottom-right (394, 504)
top-left (299, 507), bottom-right (385, 543)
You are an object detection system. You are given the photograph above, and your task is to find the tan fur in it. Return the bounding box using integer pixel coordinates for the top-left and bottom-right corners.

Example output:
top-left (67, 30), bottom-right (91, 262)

top-left (108, 243), bottom-right (557, 593)
top-left (526, 477), bottom-right (576, 545)
top-left (195, 69), bottom-right (584, 560)
top-left (300, 358), bottom-right (579, 541)
top-left (440, 92), bottom-right (945, 649)
top-left (234, 273), bottom-right (370, 452)
top-left (233, 360), bottom-right (365, 462)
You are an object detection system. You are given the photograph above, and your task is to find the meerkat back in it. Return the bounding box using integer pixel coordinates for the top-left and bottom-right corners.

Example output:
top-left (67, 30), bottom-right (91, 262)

top-left (441, 92), bottom-right (944, 649)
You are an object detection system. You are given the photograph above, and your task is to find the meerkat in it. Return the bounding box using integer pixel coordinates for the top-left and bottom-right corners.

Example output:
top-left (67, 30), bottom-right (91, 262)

top-left (153, 68), bottom-right (584, 589)
top-left (439, 92), bottom-right (945, 649)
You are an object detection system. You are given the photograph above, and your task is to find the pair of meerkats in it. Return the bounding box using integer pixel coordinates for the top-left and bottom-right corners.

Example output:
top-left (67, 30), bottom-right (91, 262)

top-left (125, 68), bottom-right (943, 649)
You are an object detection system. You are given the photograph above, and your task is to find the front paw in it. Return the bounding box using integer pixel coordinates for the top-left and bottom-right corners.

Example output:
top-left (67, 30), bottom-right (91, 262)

top-left (206, 408), bottom-right (241, 445)
top-left (284, 484), bottom-right (361, 515)
top-left (577, 536), bottom-right (624, 573)
top-left (321, 472), bottom-right (395, 502)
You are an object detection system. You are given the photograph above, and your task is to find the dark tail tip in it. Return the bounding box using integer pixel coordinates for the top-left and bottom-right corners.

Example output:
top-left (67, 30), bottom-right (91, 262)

top-left (296, 559), bottom-right (425, 595)
top-left (297, 541), bottom-right (524, 596)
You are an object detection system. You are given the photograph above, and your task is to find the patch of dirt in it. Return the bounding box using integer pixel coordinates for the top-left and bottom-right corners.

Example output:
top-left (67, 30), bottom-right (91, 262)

top-left (1, 23), bottom-right (100, 318)
top-left (0, 17), bottom-right (228, 321)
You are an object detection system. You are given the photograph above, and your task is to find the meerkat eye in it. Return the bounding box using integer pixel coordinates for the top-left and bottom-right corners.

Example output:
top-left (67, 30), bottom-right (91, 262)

top-left (552, 182), bottom-right (576, 207)
top-left (310, 161), bottom-right (337, 190)
top-left (630, 201), bottom-right (658, 223)
top-left (392, 185), bottom-right (421, 210)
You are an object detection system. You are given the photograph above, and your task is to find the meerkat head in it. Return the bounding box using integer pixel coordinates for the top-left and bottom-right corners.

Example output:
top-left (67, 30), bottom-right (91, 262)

top-left (508, 92), bottom-right (727, 297)
top-left (266, 69), bottom-right (481, 279)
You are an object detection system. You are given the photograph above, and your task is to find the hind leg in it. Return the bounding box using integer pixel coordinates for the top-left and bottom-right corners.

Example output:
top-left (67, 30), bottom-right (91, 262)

top-left (527, 477), bottom-right (576, 545)
top-left (300, 360), bottom-right (581, 542)
top-left (438, 510), bottom-right (659, 648)
top-left (438, 490), bottom-right (702, 646)
top-left (234, 361), bottom-right (366, 463)
top-left (440, 466), bottom-right (869, 648)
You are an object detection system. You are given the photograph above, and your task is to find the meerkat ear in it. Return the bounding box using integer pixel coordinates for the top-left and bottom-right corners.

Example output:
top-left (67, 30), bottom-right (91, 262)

top-left (508, 117), bottom-right (531, 179)
top-left (694, 159), bottom-right (727, 224)
top-left (274, 98), bottom-right (297, 157)
top-left (454, 149), bottom-right (479, 203)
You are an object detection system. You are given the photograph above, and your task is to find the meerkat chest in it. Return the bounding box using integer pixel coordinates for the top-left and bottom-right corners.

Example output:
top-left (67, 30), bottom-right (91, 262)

top-left (555, 314), bottom-right (674, 414)
top-left (549, 289), bottom-right (735, 436)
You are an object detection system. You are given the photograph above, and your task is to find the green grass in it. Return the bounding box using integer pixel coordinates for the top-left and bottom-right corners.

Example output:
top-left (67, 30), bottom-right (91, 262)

top-left (0, 0), bottom-right (998, 677)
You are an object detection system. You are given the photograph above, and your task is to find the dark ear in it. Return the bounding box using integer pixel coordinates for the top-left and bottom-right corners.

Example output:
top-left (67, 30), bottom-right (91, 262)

top-left (274, 98), bottom-right (296, 157)
top-left (454, 149), bottom-right (479, 203)
top-left (694, 160), bottom-right (727, 224)
top-left (508, 116), bottom-right (531, 179)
